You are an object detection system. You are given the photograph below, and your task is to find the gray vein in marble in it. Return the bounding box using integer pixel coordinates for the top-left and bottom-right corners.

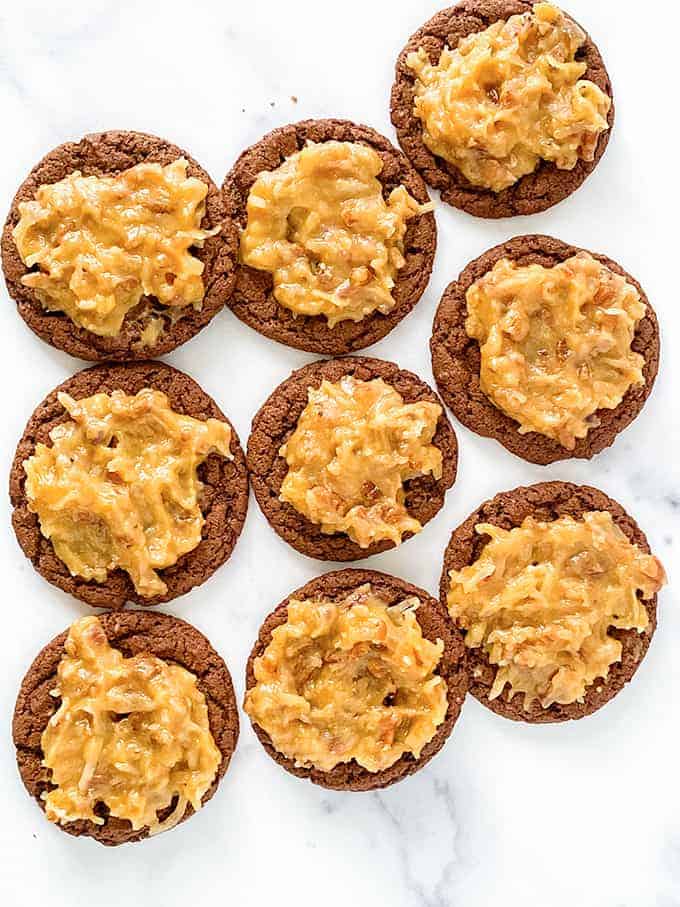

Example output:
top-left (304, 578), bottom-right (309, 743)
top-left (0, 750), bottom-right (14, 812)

top-left (372, 775), bottom-right (461, 907)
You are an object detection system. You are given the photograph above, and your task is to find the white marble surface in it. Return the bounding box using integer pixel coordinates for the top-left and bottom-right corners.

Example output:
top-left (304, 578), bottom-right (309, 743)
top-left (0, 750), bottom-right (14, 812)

top-left (0, 1), bottom-right (678, 904)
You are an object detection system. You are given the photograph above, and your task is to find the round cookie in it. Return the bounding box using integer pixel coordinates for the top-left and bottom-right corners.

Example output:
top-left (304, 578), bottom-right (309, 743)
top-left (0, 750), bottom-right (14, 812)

top-left (391, 0), bottom-right (615, 218)
top-left (439, 481), bottom-right (660, 723)
top-left (2, 130), bottom-right (237, 360)
top-left (10, 360), bottom-right (248, 609)
top-left (430, 235), bottom-right (660, 465)
top-left (246, 568), bottom-right (467, 790)
top-left (13, 610), bottom-right (239, 846)
top-left (247, 356), bottom-right (458, 560)
top-left (222, 118), bottom-right (437, 353)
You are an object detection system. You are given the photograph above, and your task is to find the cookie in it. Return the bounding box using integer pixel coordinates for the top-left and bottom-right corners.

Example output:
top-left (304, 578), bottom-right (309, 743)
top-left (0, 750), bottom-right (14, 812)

top-left (247, 356), bottom-right (458, 560)
top-left (2, 130), bottom-right (237, 360)
top-left (430, 235), bottom-right (660, 464)
top-left (439, 481), bottom-right (660, 723)
top-left (12, 610), bottom-right (239, 845)
top-left (222, 118), bottom-right (437, 353)
top-left (245, 568), bottom-right (467, 790)
top-left (390, 0), bottom-right (614, 217)
top-left (10, 360), bottom-right (248, 609)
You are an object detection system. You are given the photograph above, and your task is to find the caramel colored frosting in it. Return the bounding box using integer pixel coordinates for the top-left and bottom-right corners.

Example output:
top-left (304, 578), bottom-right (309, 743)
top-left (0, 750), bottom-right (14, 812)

top-left (407, 3), bottom-right (611, 192)
top-left (41, 616), bottom-right (221, 833)
top-left (23, 388), bottom-right (232, 597)
top-left (279, 376), bottom-right (442, 547)
top-left (13, 158), bottom-right (216, 337)
top-left (244, 584), bottom-right (448, 772)
top-left (239, 140), bottom-right (431, 326)
top-left (447, 512), bottom-right (666, 709)
top-left (465, 253), bottom-right (646, 449)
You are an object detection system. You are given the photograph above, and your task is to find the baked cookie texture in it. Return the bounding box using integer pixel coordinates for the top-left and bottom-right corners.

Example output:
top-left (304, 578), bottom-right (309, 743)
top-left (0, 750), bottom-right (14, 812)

top-left (439, 481), bottom-right (659, 723)
top-left (247, 356), bottom-right (458, 560)
top-left (222, 119), bottom-right (437, 353)
top-left (390, 0), bottom-right (614, 217)
top-left (10, 361), bottom-right (248, 609)
top-left (12, 610), bottom-right (239, 846)
top-left (430, 235), bottom-right (659, 464)
top-left (246, 568), bottom-right (467, 790)
top-left (2, 130), bottom-right (237, 360)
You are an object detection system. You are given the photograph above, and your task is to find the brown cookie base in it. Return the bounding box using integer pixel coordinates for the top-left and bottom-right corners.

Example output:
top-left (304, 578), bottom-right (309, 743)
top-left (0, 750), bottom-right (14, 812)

top-left (13, 610), bottom-right (239, 846)
top-left (2, 130), bottom-right (237, 360)
top-left (10, 361), bottom-right (248, 609)
top-left (439, 482), bottom-right (659, 723)
top-left (390, 0), bottom-right (615, 218)
top-left (246, 568), bottom-right (467, 790)
top-left (222, 118), bottom-right (437, 353)
top-left (247, 356), bottom-right (458, 561)
top-left (430, 235), bottom-right (660, 464)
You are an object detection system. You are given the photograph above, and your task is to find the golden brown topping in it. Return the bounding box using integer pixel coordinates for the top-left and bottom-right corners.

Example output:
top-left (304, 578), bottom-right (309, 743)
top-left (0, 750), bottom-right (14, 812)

top-left (407, 3), bottom-right (611, 192)
top-left (279, 376), bottom-right (442, 547)
top-left (239, 140), bottom-right (431, 326)
top-left (465, 253), bottom-right (646, 449)
top-left (41, 616), bottom-right (221, 833)
top-left (13, 158), bottom-right (217, 337)
top-left (447, 512), bottom-right (666, 709)
top-left (244, 585), bottom-right (448, 772)
top-left (23, 388), bottom-right (232, 597)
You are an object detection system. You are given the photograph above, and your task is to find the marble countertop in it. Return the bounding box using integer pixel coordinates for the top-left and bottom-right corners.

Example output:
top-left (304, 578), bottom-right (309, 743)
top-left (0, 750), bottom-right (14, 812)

top-left (0, 1), bottom-right (678, 905)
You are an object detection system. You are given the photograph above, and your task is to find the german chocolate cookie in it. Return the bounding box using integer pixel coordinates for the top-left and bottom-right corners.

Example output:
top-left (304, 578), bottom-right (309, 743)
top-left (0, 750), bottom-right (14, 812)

top-left (391, 1), bottom-right (614, 217)
top-left (440, 481), bottom-right (660, 723)
top-left (13, 610), bottom-right (239, 845)
top-left (10, 361), bottom-right (248, 608)
top-left (222, 119), bottom-right (436, 353)
top-left (430, 235), bottom-right (659, 464)
top-left (247, 356), bottom-right (458, 560)
top-left (245, 568), bottom-right (467, 790)
top-left (2, 130), bottom-right (237, 360)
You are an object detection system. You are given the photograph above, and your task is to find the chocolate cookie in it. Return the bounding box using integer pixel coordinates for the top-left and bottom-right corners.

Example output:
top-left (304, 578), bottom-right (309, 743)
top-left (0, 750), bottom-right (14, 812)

top-left (430, 235), bottom-right (660, 464)
top-left (10, 360), bottom-right (248, 609)
top-left (390, 1), bottom-right (614, 217)
top-left (439, 481), bottom-right (660, 723)
top-left (246, 568), bottom-right (467, 790)
top-left (13, 610), bottom-right (239, 845)
top-left (247, 356), bottom-right (458, 560)
top-left (2, 130), bottom-right (237, 360)
top-left (222, 119), bottom-right (437, 353)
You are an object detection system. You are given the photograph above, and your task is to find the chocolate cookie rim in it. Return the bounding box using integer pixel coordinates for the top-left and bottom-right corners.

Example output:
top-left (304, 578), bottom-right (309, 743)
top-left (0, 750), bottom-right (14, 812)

top-left (221, 117), bottom-right (437, 354)
top-left (247, 355), bottom-right (458, 562)
top-left (439, 481), bottom-right (659, 724)
top-left (430, 234), bottom-right (660, 465)
top-left (1, 129), bottom-right (238, 361)
top-left (9, 360), bottom-right (249, 609)
top-left (245, 568), bottom-right (467, 791)
top-left (12, 609), bottom-right (239, 846)
top-left (390, 0), bottom-right (615, 218)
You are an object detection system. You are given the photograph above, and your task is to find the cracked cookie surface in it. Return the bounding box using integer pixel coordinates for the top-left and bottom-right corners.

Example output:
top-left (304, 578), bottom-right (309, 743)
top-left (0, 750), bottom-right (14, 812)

top-left (439, 481), bottom-right (659, 722)
top-left (430, 235), bottom-right (659, 464)
top-left (391, 0), bottom-right (614, 217)
top-left (13, 610), bottom-right (239, 845)
top-left (10, 361), bottom-right (248, 608)
top-left (222, 119), bottom-right (436, 352)
top-left (2, 130), bottom-right (237, 360)
top-left (246, 568), bottom-right (467, 790)
top-left (247, 356), bottom-right (458, 560)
